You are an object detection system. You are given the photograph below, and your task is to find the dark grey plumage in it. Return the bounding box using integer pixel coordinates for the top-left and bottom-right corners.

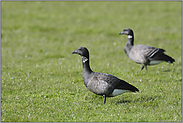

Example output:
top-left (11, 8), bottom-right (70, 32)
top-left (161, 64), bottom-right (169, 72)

top-left (119, 28), bottom-right (175, 71)
top-left (72, 47), bottom-right (139, 104)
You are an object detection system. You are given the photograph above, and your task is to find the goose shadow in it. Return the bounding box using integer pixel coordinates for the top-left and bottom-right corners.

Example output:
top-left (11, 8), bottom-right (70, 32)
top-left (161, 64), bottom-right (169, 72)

top-left (162, 69), bottom-right (171, 72)
top-left (116, 95), bottom-right (159, 105)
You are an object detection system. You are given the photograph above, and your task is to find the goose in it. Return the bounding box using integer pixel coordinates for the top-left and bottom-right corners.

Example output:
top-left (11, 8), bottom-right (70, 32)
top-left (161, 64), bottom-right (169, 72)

top-left (119, 28), bottom-right (175, 71)
top-left (72, 47), bottom-right (139, 104)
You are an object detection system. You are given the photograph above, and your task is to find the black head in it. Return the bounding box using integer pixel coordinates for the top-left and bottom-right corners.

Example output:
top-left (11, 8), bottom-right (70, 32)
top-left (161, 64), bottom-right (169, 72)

top-left (119, 28), bottom-right (134, 36)
top-left (72, 47), bottom-right (89, 58)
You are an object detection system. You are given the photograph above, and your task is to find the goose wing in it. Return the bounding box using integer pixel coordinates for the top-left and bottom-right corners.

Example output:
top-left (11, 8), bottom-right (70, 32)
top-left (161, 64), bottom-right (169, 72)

top-left (130, 45), bottom-right (165, 63)
top-left (135, 45), bottom-right (165, 58)
top-left (93, 72), bottom-right (139, 92)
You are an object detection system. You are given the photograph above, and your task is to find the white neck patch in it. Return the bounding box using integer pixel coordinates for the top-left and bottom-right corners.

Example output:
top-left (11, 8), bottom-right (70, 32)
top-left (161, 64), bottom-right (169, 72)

top-left (128, 35), bottom-right (133, 38)
top-left (82, 56), bottom-right (88, 63)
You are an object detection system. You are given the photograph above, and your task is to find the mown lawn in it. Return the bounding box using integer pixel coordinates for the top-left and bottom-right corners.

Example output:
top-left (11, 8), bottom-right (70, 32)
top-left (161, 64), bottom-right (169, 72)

top-left (1, 1), bottom-right (182, 122)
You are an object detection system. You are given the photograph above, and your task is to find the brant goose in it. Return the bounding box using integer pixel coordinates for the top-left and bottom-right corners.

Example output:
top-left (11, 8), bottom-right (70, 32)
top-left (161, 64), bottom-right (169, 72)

top-left (119, 28), bottom-right (175, 71)
top-left (72, 47), bottom-right (139, 104)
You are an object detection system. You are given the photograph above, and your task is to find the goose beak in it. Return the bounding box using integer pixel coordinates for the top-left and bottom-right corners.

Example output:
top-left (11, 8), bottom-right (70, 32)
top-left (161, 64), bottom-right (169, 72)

top-left (72, 51), bottom-right (77, 54)
top-left (72, 49), bottom-right (80, 55)
top-left (119, 31), bottom-right (124, 35)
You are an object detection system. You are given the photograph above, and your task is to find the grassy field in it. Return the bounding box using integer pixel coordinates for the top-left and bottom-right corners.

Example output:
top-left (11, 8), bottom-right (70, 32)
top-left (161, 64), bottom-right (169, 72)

top-left (1, 1), bottom-right (182, 122)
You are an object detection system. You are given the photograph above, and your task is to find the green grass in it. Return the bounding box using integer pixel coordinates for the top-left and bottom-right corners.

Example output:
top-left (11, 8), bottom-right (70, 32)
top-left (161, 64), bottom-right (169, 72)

top-left (1, 1), bottom-right (182, 122)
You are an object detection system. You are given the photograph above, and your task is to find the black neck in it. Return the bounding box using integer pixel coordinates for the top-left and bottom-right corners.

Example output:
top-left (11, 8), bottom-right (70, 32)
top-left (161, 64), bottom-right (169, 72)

top-left (82, 56), bottom-right (93, 87)
top-left (124, 35), bottom-right (134, 56)
top-left (82, 56), bottom-right (92, 74)
top-left (126, 35), bottom-right (134, 46)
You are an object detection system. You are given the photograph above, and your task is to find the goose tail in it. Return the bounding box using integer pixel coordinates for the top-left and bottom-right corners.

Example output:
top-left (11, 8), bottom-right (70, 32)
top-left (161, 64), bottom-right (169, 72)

top-left (150, 51), bottom-right (175, 63)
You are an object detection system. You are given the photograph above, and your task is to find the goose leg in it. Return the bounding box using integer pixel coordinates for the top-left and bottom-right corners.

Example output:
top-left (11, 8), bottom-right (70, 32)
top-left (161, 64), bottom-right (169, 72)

top-left (139, 65), bottom-right (144, 71)
top-left (103, 95), bottom-right (106, 104)
top-left (145, 65), bottom-right (147, 70)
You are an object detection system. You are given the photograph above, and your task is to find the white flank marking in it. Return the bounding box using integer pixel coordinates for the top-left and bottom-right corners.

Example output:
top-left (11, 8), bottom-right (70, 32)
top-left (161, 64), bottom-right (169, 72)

top-left (128, 35), bottom-right (133, 38)
top-left (149, 49), bottom-right (159, 58)
top-left (149, 60), bottom-right (162, 65)
top-left (109, 89), bottom-right (131, 97)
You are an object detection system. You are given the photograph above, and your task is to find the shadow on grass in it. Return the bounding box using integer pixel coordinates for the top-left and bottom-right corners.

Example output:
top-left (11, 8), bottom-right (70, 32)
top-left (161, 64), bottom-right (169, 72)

top-left (116, 100), bottom-right (132, 104)
top-left (116, 95), bottom-right (159, 104)
top-left (162, 69), bottom-right (171, 72)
